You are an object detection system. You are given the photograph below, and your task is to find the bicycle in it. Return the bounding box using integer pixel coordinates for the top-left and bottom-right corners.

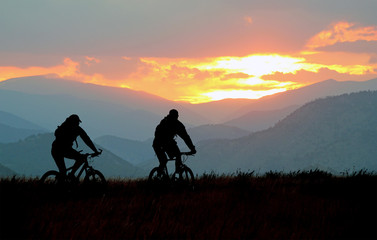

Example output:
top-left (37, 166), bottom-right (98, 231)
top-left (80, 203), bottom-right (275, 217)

top-left (148, 152), bottom-right (195, 190)
top-left (40, 149), bottom-right (106, 193)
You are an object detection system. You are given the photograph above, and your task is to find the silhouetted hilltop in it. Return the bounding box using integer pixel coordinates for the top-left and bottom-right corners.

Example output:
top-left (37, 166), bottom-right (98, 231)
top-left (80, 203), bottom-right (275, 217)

top-left (193, 91), bottom-right (377, 174)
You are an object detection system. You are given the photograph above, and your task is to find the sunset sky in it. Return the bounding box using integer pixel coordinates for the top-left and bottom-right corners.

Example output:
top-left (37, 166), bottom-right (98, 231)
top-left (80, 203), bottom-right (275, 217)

top-left (1, 0), bottom-right (376, 103)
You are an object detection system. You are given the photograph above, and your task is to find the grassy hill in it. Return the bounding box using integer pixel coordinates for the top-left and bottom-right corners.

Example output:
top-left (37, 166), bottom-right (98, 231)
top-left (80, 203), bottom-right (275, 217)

top-left (1, 172), bottom-right (376, 239)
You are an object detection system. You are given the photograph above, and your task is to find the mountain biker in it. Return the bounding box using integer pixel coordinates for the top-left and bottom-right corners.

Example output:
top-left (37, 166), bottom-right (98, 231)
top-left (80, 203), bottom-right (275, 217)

top-left (51, 114), bottom-right (100, 178)
top-left (153, 109), bottom-right (196, 172)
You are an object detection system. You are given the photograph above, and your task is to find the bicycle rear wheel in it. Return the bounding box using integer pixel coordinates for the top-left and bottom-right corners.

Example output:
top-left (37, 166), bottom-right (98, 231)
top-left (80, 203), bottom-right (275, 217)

top-left (148, 167), bottom-right (170, 189)
top-left (148, 167), bottom-right (166, 182)
top-left (40, 170), bottom-right (60, 184)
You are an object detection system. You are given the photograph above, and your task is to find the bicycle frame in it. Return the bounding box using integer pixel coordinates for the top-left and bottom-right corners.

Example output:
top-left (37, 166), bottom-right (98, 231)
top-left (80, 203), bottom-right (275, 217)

top-left (148, 152), bottom-right (195, 190)
top-left (65, 150), bottom-right (102, 180)
top-left (67, 160), bottom-right (90, 180)
top-left (40, 149), bottom-right (106, 192)
top-left (161, 152), bottom-right (191, 177)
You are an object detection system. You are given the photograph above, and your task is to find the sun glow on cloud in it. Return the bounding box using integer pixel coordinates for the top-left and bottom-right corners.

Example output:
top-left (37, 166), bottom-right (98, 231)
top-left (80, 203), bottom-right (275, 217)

top-left (138, 54), bottom-right (310, 102)
top-left (192, 54), bottom-right (305, 76)
top-left (202, 88), bottom-right (287, 102)
top-left (0, 58), bottom-right (79, 81)
top-left (0, 22), bottom-right (376, 103)
top-left (306, 21), bottom-right (377, 50)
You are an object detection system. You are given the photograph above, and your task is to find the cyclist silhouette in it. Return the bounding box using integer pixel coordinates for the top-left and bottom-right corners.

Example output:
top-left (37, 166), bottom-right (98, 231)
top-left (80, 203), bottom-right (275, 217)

top-left (51, 114), bottom-right (100, 177)
top-left (153, 109), bottom-right (196, 172)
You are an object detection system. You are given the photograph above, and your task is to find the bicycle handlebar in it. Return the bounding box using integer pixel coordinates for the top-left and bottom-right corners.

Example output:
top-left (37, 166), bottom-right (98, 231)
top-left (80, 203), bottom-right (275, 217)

top-left (83, 149), bottom-right (103, 158)
top-left (181, 151), bottom-right (195, 156)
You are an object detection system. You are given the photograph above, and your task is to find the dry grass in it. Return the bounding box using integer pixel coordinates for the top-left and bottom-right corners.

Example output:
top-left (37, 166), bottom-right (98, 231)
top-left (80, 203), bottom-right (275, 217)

top-left (1, 171), bottom-right (376, 239)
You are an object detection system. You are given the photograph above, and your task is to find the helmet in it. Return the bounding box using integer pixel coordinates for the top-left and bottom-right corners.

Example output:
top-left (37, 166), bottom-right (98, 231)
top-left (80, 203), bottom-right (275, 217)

top-left (67, 114), bottom-right (82, 124)
top-left (168, 109), bottom-right (179, 119)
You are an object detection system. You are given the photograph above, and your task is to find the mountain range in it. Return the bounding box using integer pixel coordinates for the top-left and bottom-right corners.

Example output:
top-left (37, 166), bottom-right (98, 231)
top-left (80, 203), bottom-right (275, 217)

top-left (1, 76), bottom-right (376, 141)
top-left (191, 91), bottom-right (377, 174)
top-left (0, 75), bottom-right (376, 177)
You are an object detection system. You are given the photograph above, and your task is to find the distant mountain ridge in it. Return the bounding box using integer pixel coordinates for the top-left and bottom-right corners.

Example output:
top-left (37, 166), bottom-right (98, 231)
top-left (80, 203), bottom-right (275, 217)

top-left (184, 78), bottom-right (377, 132)
top-left (191, 91), bottom-right (377, 174)
top-left (0, 111), bottom-right (48, 143)
top-left (1, 76), bottom-right (376, 138)
top-left (0, 76), bottom-right (209, 124)
top-left (1, 91), bottom-right (376, 177)
top-left (234, 78), bottom-right (377, 114)
top-left (224, 105), bottom-right (299, 132)
top-left (0, 76), bottom-right (211, 140)
top-left (0, 110), bottom-right (47, 131)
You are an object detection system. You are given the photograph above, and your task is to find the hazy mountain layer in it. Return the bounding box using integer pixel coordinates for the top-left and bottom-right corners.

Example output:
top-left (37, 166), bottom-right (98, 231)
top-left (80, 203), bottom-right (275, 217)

top-left (0, 76), bottom-right (208, 125)
top-left (224, 105), bottom-right (299, 132)
top-left (94, 124), bottom-right (251, 166)
top-left (0, 110), bottom-right (47, 131)
top-left (1, 76), bottom-right (376, 141)
top-left (0, 133), bottom-right (147, 178)
top-left (192, 91), bottom-right (377, 174)
top-left (0, 111), bottom-right (48, 143)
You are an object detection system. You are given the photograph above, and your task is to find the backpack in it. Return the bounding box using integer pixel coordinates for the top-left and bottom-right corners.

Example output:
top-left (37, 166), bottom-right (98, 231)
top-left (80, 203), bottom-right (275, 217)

top-left (54, 122), bottom-right (79, 147)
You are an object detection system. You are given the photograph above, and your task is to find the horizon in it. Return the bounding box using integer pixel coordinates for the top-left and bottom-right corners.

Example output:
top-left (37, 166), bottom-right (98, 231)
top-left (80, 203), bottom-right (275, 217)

top-left (1, 1), bottom-right (376, 103)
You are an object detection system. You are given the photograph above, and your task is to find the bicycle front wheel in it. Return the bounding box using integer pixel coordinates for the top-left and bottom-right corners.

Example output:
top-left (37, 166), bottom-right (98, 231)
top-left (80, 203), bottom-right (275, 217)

top-left (83, 170), bottom-right (107, 193)
top-left (84, 170), bottom-right (106, 184)
top-left (173, 166), bottom-right (195, 190)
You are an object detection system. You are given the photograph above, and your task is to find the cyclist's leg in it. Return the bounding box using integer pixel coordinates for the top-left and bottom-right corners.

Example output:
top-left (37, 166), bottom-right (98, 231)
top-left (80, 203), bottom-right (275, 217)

top-left (51, 145), bottom-right (66, 176)
top-left (65, 148), bottom-right (85, 175)
top-left (153, 140), bottom-right (168, 171)
top-left (166, 143), bottom-right (181, 171)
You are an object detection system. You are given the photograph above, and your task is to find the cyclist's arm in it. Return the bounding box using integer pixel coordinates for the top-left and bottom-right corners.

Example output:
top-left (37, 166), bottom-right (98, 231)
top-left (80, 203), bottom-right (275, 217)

top-left (78, 127), bottom-right (99, 153)
top-left (177, 123), bottom-right (196, 153)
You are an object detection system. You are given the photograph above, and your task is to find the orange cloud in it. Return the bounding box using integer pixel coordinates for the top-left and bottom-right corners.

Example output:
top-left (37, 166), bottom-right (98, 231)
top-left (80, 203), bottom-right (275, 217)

top-left (1, 49), bottom-right (376, 103)
top-left (85, 56), bottom-right (101, 66)
top-left (263, 68), bottom-right (377, 84)
top-left (0, 58), bottom-right (79, 81)
top-left (130, 55), bottom-right (304, 102)
top-left (306, 21), bottom-right (377, 50)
